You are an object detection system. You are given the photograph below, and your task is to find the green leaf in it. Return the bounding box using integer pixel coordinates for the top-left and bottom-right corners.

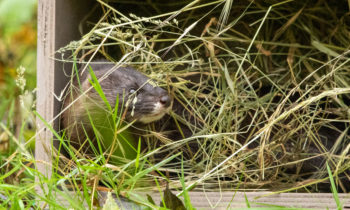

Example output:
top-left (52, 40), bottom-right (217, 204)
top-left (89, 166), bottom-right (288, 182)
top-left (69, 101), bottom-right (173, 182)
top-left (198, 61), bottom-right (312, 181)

top-left (88, 66), bottom-right (112, 111)
top-left (326, 163), bottom-right (342, 210)
top-left (244, 193), bottom-right (251, 208)
top-left (161, 183), bottom-right (186, 210)
top-left (135, 137), bottom-right (141, 170)
top-left (146, 194), bottom-right (156, 205)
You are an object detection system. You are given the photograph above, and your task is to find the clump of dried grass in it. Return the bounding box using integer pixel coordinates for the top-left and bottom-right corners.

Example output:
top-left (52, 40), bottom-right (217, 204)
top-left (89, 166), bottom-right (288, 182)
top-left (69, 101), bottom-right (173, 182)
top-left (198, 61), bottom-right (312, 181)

top-left (59, 0), bottom-right (350, 193)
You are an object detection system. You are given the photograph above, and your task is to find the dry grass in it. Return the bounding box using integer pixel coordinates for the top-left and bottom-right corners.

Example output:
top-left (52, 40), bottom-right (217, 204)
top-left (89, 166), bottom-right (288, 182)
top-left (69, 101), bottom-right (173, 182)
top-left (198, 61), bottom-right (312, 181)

top-left (58, 0), bottom-right (350, 193)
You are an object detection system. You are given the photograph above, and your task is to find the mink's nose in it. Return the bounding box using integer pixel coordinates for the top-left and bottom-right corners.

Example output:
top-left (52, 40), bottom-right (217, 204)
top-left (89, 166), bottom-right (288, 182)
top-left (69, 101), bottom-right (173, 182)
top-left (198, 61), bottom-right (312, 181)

top-left (160, 95), bottom-right (171, 107)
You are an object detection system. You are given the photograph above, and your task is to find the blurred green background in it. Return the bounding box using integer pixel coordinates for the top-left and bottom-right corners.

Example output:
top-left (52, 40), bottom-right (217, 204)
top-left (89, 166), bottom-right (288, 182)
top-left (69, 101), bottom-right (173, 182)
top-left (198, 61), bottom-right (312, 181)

top-left (0, 0), bottom-right (37, 154)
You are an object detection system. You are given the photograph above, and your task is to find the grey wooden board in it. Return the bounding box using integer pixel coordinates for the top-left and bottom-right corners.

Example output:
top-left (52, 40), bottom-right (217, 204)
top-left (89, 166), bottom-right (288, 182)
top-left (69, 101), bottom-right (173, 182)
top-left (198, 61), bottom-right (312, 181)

top-left (36, 0), bottom-right (96, 181)
top-left (53, 191), bottom-right (350, 209)
top-left (176, 192), bottom-right (350, 209)
top-left (36, 0), bottom-right (56, 183)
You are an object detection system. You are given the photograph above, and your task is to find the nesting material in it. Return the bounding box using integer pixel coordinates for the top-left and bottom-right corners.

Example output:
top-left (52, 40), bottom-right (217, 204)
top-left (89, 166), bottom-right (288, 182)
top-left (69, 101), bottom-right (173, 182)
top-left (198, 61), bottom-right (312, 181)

top-left (58, 0), bottom-right (350, 193)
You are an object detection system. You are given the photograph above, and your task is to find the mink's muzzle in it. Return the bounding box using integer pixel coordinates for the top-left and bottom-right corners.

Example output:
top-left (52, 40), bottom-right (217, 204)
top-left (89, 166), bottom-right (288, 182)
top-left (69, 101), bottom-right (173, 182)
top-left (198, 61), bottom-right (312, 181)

top-left (127, 85), bottom-right (172, 124)
top-left (160, 95), bottom-right (171, 107)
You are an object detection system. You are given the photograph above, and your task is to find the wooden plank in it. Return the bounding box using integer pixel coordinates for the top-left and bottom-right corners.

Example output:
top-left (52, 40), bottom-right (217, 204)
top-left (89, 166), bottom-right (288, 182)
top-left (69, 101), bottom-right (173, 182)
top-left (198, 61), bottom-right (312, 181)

top-left (53, 191), bottom-right (350, 209)
top-left (179, 192), bottom-right (350, 209)
top-left (140, 191), bottom-right (350, 209)
top-left (36, 0), bottom-right (96, 191)
top-left (36, 0), bottom-right (56, 186)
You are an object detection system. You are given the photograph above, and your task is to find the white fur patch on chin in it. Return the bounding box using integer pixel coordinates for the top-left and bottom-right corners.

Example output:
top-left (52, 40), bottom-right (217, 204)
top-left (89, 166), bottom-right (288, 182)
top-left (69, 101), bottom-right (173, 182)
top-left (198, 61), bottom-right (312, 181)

top-left (153, 102), bottom-right (163, 113)
top-left (138, 102), bottom-right (171, 124)
top-left (138, 113), bottom-right (166, 124)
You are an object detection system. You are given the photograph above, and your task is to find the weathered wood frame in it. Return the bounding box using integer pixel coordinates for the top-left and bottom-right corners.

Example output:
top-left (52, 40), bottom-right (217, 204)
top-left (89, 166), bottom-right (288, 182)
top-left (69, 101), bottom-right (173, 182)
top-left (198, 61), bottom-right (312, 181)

top-left (36, 0), bottom-right (96, 186)
top-left (36, 0), bottom-right (350, 208)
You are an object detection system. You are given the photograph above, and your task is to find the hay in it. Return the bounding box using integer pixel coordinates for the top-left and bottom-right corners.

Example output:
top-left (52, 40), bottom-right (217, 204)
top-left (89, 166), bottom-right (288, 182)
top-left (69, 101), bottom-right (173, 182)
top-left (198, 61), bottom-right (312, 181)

top-left (58, 0), bottom-right (350, 193)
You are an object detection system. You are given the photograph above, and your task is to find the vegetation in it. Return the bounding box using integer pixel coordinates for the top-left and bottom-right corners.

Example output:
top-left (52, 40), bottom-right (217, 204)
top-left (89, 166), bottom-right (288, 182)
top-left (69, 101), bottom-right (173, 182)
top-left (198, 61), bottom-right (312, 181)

top-left (0, 0), bottom-right (37, 208)
top-left (1, 0), bottom-right (350, 209)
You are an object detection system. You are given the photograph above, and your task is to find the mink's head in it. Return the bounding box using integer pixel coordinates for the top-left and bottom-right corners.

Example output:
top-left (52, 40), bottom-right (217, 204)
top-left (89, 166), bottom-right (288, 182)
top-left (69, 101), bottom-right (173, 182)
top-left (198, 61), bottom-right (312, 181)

top-left (85, 63), bottom-right (172, 124)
